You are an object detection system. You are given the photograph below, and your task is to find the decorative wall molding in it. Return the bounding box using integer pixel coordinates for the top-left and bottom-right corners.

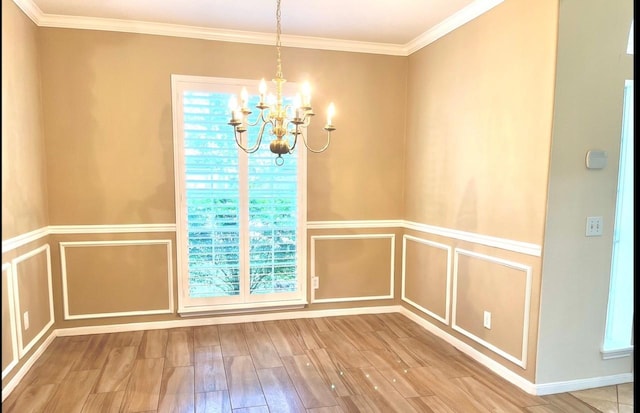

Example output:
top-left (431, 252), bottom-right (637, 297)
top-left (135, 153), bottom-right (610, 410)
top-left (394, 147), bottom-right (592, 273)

top-left (1, 263), bottom-right (19, 380)
top-left (11, 244), bottom-right (55, 358)
top-left (59, 239), bottom-right (174, 320)
top-left (11, 0), bottom-right (503, 57)
top-left (451, 248), bottom-right (532, 369)
top-left (310, 234), bottom-right (396, 304)
top-left (401, 235), bottom-right (451, 325)
top-left (2, 221), bottom-right (539, 257)
top-left (402, 221), bottom-right (542, 257)
top-left (2, 224), bottom-right (177, 254)
top-left (1, 227), bottom-right (48, 253)
top-left (307, 220), bottom-right (403, 230)
top-left (308, 220), bottom-right (541, 256)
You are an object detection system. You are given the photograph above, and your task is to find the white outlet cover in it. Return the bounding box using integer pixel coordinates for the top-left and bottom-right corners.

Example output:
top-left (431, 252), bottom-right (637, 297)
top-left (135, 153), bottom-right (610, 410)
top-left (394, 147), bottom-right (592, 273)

top-left (483, 311), bottom-right (491, 329)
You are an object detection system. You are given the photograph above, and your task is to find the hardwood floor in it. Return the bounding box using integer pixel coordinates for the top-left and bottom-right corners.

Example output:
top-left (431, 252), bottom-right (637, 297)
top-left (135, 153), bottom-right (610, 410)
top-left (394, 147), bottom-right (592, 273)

top-left (2, 313), bottom-right (602, 412)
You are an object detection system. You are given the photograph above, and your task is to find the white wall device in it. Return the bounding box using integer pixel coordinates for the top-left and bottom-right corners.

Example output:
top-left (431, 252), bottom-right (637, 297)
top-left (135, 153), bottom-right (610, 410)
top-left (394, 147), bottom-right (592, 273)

top-left (585, 150), bottom-right (607, 169)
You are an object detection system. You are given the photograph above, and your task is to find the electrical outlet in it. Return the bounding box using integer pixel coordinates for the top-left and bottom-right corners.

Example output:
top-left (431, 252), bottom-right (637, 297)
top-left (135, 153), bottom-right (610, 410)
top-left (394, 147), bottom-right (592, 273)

top-left (24, 311), bottom-right (30, 330)
top-left (312, 277), bottom-right (319, 289)
top-left (586, 216), bottom-right (603, 237)
top-left (483, 311), bottom-right (491, 329)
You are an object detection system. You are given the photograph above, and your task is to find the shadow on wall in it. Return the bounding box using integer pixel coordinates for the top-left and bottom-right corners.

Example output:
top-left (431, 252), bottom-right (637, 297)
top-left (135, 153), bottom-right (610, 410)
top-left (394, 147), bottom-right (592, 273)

top-left (119, 105), bottom-right (175, 223)
top-left (456, 178), bottom-right (478, 233)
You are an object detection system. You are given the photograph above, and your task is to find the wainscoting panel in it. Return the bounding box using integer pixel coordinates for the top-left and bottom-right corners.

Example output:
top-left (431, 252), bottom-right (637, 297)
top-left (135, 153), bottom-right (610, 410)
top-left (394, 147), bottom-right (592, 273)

top-left (60, 240), bottom-right (174, 320)
top-left (1, 263), bottom-right (19, 379)
top-left (401, 235), bottom-right (451, 325)
top-left (11, 244), bottom-right (55, 358)
top-left (452, 248), bottom-right (532, 368)
top-left (311, 234), bottom-right (395, 303)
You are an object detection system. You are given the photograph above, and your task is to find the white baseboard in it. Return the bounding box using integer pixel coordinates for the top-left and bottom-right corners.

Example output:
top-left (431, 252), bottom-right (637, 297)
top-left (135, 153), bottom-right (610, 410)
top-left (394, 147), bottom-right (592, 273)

top-left (3, 305), bottom-right (632, 402)
top-left (534, 373), bottom-right (634, 395)
top-left (1, 330), bottom-right (57, 402)
top-left (399, 307), bottom-right (635, 395)
top-left (55, 305), bottom-right (402, 337)
top-left (399, 307), bottom-right (538, 394)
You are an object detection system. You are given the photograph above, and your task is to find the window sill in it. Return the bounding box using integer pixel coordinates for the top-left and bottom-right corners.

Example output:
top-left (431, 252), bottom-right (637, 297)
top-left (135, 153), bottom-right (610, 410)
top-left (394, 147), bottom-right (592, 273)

top-left (178, 300), bottom-right (308, 318)
top-left (601, 345), bottom-right (634, 360)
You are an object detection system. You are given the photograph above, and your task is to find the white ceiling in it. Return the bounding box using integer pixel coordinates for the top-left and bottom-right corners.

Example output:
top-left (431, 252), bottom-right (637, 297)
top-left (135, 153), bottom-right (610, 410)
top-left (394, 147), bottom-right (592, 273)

top-left (15, 0), bottom-right (503, 55)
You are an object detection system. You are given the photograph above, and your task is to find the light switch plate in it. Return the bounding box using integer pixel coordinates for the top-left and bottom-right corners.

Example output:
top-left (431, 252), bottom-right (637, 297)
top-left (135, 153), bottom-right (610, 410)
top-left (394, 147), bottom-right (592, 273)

top-left (586, 216), bottom-right (603, 236)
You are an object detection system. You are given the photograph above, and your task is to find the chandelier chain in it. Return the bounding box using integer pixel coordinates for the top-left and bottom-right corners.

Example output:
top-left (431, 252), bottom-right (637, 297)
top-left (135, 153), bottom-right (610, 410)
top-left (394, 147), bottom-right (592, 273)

top-left (275, 0), bottom-right (283, 80)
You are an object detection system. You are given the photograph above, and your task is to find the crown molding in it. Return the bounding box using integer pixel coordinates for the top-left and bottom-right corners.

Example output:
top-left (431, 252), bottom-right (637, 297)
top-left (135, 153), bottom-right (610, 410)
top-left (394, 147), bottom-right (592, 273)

top-left (11, 0), bottom-right (41, 25)
top-left (12, 0), bottom-right (503, 56)
top-left (405, 0), bottom-right (504, 54)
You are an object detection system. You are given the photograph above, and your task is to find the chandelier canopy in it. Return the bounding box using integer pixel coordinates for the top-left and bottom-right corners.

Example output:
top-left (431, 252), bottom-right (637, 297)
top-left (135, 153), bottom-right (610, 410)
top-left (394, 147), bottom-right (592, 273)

top-left (227, 0), bottom-right (336, 165)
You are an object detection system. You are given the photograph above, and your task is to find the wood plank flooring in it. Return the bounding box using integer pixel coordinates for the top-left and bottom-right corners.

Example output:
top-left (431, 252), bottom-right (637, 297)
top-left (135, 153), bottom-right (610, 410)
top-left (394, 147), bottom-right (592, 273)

top-left (2, 313), bottom-right (601, 412)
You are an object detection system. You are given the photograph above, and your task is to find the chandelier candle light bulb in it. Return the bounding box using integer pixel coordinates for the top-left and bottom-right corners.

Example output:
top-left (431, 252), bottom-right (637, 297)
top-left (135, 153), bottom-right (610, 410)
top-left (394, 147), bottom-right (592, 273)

top-left (294, 94), bottom-right (303, 119)
top-left (227, 0), bottom-right (336, 165)
top-left (259, 79), bottom-right (267, 104)
top-left (240, 87), bottom-right (248, 108)
top-left (302, 82), bottom-right (311, 107)
top-left (326, 103), bottom-right (335, 129)
top-left (229, 95), bottom-right (239, 122)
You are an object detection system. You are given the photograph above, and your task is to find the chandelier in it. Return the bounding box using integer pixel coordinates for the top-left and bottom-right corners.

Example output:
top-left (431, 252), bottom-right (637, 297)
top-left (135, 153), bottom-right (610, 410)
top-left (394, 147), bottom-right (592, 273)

top-left (227, 0), bottom-right (336, 165)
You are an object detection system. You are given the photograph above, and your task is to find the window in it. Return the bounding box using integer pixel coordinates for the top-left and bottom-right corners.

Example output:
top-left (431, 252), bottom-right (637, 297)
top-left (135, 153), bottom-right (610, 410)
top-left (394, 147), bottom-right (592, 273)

top-left (602, 80), bottom-right (633, 358)
top-left (171, 75), bottom-right (307, 314)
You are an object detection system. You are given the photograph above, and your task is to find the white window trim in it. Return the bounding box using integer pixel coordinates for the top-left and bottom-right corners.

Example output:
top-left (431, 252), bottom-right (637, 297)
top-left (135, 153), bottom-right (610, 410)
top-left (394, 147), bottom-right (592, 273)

top-left (171, 74), bottom-right (308, 315)
top-left (601, 79), bottom-right (634, 359)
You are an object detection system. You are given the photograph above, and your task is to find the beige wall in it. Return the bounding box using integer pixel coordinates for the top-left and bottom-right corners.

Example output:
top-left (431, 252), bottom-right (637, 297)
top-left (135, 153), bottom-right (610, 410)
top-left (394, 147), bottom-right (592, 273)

top-left (1, 0), bottom-right (49, 239)
top-left (38, 29), bottom-right (406, 225)
top-left (401, 0), bottom-right (558, 381)
top-left (403, 0), bottom-right (557, 245)
top-left (1, 0), bottom-right (54, 389)
top-left (537, 0), bottom-right (634, 383)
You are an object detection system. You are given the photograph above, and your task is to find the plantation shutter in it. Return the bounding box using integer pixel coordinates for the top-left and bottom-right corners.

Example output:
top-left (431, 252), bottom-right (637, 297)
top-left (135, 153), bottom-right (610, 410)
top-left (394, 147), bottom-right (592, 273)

top-left (183, 91), bottom-right (242, 298)
top-left (173, 75), bottom-right (306, 312)
top-left (248, 147), bottom-right (299, 295)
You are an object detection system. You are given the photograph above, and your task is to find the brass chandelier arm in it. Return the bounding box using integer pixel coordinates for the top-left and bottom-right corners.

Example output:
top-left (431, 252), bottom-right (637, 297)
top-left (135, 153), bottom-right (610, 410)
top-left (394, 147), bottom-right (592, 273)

top-left (233, 121), bottom-right (271, 154)
top-left (299, 129), bottom-right (332, 153)
top-left (240, 107), bottom-right (271, 128)
top-left (287, 124), bottom-right (300, 152)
